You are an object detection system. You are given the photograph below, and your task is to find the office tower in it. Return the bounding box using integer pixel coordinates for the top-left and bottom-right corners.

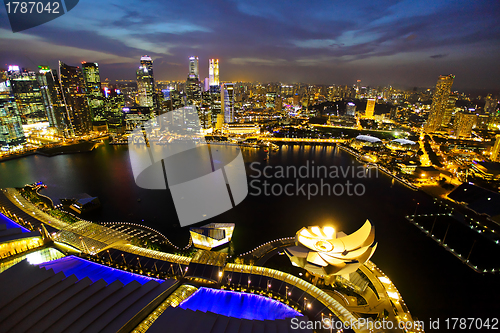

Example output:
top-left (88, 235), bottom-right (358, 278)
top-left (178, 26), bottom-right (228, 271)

top-left (186, 57), bottom-right (201, 105)
top-left (189, 56), bottom-right (199, 79)
top-left (442, 93), bottom-right (457, 126)
top-left (199, 91), bottom-right (212, 129)
top-left (346, 102), bottom-right (356, 116)
top-left (491, 134), bottom-right (500, 162)
top-left (81, 62), bottom-right (104, 121)
top-left (59, 61), bottom-right (92, 136)
top-left (204, 78), bottom-right (209, 92)
top-left (10, 70), bottom-right (48, 124)
top-left (139, 56), bottom-right (156, 107)
top-left (266, 92), bottom-right (276, 109)
top-left (210, 85), bottom-right (221, 125)
top-left (454, 111), bottom-right (477, 138)
top-left (426, 74), bottom-right (455, 132)
top-left (221, 83), bottom-right (235, 123)
top-left (38, 67), bottom-right (70, 135)
top-left (365, 99), bottom-right (375, 118)
top-left (208, 59), bottom-right (219, 87)
top-left (0, 80), bottom-right (26, 146)
top-left (136, 66), bottom-right (154, 107)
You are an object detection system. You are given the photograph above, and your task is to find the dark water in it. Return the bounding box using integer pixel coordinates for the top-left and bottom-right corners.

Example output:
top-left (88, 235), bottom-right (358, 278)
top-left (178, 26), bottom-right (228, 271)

top-left (0, 141), bottom-right (498, 327)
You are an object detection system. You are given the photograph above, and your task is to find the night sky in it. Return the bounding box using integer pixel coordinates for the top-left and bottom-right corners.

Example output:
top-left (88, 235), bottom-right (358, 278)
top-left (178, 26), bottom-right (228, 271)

top-left (1, 0), bottom-right (500, 91)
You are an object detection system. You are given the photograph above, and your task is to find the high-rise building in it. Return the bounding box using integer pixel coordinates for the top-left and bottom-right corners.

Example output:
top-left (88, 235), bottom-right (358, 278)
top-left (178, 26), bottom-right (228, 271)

top-left (426, 74), bottom-right (455, 132)
top-left (81, 62), bottom-right (104, 121)
top-left (221, 83), bottom-right (235, 123)
top-left (346, 102), bottom-right (356, 116)
top-left (454, 112), bottom-right (477, 138)
top-left (10, 70), bottom-right (48, 124)
top-left (208, 59), bottom-right (219, 87)
top-left (136, 66), bottom-right (154, 108)
top-left (491, 135), bottom-right (500, 162)
top-left (442, 93), bottom-right (457, 126)
top-left (186, 57), bottom-right (201, 105)
top-left (210, 85), bottom-right (221, 125)
top-left (0, 80), bottom-right (26, 147)
top-left (139, 56), bottom-right (156, 107)
top-left (266, 92), bottom-right (277, 109)
top-left (189, 56), bottom-right (199, 79)
top-left (38, 67), bottom-right (70, 135)
top-left (199, 91), bottom-right (212, 129)
top-left (59, 61), bottom-right (92, 136)
top-left (365, 99), bottom-right (375, 118)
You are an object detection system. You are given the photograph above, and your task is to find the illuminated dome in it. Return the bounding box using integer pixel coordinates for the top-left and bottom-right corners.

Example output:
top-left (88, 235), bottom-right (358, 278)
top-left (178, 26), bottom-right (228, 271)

top-left (285, 220), bottom-right (377, 280)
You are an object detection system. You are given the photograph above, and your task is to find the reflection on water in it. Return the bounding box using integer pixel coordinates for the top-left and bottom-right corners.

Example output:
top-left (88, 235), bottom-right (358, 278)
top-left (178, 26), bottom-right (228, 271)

top-left (0, 141), bottom-right (499, 321)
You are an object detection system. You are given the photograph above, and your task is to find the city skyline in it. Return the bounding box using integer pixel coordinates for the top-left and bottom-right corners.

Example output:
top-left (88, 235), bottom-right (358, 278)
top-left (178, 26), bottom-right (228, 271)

top-left (1, 1), bottom-right (499, 91)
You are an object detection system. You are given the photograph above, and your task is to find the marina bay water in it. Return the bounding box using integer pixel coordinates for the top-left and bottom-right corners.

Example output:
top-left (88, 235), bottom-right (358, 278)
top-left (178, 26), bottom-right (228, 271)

top-left (0, 141), bottom-right (498, 322)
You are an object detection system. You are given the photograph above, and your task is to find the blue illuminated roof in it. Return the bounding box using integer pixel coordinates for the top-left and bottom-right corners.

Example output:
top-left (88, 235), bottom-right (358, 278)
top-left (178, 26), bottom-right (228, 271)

top-left (0, 212), bottom-right (31, 233)
top-left (391, 138), bottom-right (416, 145)
top-left (355, 135), bottom-right (381, 143)
top-left (37, 256), bottom-right (163, 285)
top-left (179, 287), bottom-right (302, 320)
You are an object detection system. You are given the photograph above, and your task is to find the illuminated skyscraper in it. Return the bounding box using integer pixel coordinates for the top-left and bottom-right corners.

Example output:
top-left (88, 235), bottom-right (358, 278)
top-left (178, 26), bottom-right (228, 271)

top-left (210, 85), bottom-right (221, 125)
top-left (136, 66), bottom-right (154, 107)
top-left (0, 80), bottom-right (25, 146)
top-left (221, 83), bottom-right (235, 123)
top-left (454, 111), bottom-right (477, 138)
top-left (346, 102), bottom-right (356, 116)
top-left (442, 93), bottom-right (457, 126)
top-left (208, 59), bottom-right (219, 87)
top-left (365, 99), bottom-right (375, 118)
top-left (189, 56), bottom-right (199, 79)
top-left (199, 91), bottom-right (212, 129)
top-left (186, 57), bottom-right (201, 105)
top-left (38, 67), bottom-right (70, 135)
top-left (59, 61), bottom-right (92, 136)
top-left (491, 135), bottom-right (500, 162)
top-left (81, 62), bottom-right (104, 120)
top-left (10, 70), bottom-right (48, 124)
top-left (426, 74), bottom-right (455, 132)
top-left (140, 56), bottom-right (154, 79)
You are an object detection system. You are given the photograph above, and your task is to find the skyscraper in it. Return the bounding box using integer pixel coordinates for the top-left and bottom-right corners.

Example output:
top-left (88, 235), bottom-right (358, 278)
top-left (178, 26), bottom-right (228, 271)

top-left (81, 62), bottom-right (104, 121)
top-left (59, 61), bottom-right (92, 136)
top-left (186, 57), bottom-right (201, 105)
top-left (346, 102), bottom-right (356, 116)
top-left (208, 59), bottom-right (219, 87)
top-left (10, 70), bottom-right (48, 124)
top-left (454, 111), bottom-right (477, 138)
top-left (136, 66), bottom-right (154, 108)
top-left (0, 80), bottom-right (25, 147)
top-left (491, 134), bottom-right (500, 162)
top-left (189, 56), bottom-right (199, 79)
top-left (365, 99), bottom-right (375, 118)
top-left (139, 56), bottom-right (156, 107)
top-left (442, 92), bottom-right (457, 126)
top-left (38, 67), bottom-right (70, 135)
top-left (221, 83), bottom-right (235, 123)
top-left (426, 74), bottom-right (455, 132)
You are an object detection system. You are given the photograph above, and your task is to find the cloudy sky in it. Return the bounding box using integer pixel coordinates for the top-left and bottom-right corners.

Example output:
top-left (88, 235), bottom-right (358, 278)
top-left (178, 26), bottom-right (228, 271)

top-left (1, 0), bottom-right (499, 91)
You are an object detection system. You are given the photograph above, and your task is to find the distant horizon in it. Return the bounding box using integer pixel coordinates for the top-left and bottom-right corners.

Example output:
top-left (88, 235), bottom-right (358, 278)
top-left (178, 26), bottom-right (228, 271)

top-left (3, 60), bottom-right (500, 97)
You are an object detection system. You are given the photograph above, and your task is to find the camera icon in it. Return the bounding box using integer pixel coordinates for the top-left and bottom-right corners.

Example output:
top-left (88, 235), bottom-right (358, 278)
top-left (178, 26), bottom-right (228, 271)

top-left (128, 106), bottom-right (248, 227)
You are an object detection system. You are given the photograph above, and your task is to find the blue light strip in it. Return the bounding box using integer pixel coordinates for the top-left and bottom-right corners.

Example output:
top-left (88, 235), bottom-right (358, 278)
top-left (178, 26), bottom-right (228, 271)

top-left (38, 255), bottom-right (164, 285)
top-left (0, 212), bottom-right (31, 233)
top-left (180, 287), bottom-right (302, 320)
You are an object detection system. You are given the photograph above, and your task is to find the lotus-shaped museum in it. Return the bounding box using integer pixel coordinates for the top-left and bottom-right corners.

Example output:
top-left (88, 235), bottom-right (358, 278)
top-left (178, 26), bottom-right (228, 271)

top-left (284, 220), bottom-right (377, 280)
